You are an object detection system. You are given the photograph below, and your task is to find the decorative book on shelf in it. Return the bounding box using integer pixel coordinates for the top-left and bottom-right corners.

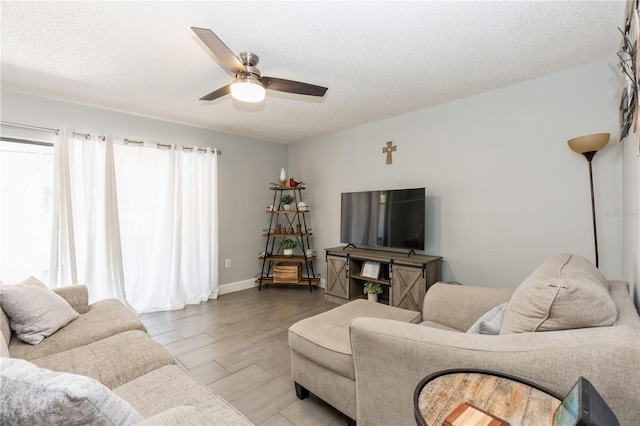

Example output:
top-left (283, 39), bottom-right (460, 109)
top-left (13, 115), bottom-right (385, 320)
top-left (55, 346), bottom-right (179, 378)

top-left (443, 402), bottom-right (509, 426)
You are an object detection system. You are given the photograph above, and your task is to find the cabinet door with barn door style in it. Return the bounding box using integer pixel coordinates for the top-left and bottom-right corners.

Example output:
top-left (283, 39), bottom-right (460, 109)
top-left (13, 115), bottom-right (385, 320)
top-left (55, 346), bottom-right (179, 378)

top-left (325, 255), bottom-right (349, 299)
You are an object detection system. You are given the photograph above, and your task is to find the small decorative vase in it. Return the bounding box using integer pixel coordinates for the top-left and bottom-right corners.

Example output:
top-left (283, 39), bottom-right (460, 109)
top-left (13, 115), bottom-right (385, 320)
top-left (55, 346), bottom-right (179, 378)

top-left (367, 293), bottom-right (378, 302)
top-left (284, 204), bottom-right (291, 210)
top-left (284, 248), bottom-right (293, 256)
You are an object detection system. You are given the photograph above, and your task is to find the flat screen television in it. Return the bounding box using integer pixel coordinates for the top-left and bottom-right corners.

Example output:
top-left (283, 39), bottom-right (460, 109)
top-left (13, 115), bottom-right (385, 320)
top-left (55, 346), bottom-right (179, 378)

top-left (340, 188), bottom-right (425, 251)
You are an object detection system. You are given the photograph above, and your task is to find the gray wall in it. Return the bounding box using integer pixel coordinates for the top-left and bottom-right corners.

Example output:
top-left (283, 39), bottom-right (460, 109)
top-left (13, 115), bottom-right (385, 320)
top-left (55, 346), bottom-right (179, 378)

top-left (0, 90), bottom-right (288, 289)
top-left (289, 57), bottom-right (626, 290)
top-left (4, 55), bottom-right (636, 301)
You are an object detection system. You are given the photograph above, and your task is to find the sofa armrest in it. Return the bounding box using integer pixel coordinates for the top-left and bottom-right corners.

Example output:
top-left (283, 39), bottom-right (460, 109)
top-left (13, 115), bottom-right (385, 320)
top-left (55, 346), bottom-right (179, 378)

top-left (52, 285), bottom-right (89, 314)
top-left (350, 318), bottom-right (640, 426)
top-left (422, 283), bottom-right (513, 330)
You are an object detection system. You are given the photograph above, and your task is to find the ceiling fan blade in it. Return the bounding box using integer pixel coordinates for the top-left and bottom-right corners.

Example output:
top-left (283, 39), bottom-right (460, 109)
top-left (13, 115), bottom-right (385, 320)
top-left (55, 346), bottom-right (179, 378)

top-left (199, 85), bottom-right (231, 101)
top-left (191, 27), bottom-right (247, 75)
top-left (262, 77), bottom-right (328, 97)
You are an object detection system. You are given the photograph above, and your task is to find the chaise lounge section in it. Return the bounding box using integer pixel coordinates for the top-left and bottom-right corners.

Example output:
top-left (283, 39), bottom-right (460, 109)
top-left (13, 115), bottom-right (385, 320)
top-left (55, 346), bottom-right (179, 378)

top-left (290, 253), bottom-right (640, 425)
top-left (289, 299), bottom-right (422, 423)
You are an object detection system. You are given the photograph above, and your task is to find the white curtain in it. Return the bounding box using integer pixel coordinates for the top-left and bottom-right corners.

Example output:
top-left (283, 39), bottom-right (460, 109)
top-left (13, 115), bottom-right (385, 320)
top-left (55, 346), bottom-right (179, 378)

top-left (114, 143), bottom-right (219, 313)
top-left (50, 128), bottom-right (218, 313)
top-left (49, 129), bottom-right (126, 303)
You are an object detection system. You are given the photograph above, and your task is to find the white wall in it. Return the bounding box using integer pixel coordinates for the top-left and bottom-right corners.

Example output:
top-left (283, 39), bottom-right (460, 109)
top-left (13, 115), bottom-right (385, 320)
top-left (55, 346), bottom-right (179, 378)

top-left (0, 90), bottom-right (288, 289)
top-left (289, 57), bottom-right (624, 289)
top-left (623, 130), bottom-right (639, 307)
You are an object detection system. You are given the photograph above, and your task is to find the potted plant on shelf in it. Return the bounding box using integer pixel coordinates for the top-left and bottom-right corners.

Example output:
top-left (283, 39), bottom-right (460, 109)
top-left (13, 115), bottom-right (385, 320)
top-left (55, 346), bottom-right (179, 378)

top-left (280, 194), bottom-right (295, 210)
top-left (363, 281), bottom-right (383, 302)
top-left (280, 238), bottom-right (298, 256)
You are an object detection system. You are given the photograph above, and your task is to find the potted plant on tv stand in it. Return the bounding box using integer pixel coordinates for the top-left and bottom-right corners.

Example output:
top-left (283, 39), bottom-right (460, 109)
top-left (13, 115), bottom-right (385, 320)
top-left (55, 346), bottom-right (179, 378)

top-left (280, 238), bottom-right (298, 256)
top-left (363, 281), bottom-right (383, 302)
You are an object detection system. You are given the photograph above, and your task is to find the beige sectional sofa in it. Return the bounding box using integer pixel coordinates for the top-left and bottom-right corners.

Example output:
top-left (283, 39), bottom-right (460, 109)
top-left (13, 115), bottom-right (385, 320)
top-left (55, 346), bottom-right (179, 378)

top-left (290, 253), bottom-right (640, 426)
top-left (0, 283), bottom-right (251, 425)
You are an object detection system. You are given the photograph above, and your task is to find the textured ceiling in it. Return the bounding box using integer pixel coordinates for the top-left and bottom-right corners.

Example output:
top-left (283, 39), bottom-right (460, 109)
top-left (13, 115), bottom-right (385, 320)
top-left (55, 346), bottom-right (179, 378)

top-left (0, 1), bottom-right (627, 143)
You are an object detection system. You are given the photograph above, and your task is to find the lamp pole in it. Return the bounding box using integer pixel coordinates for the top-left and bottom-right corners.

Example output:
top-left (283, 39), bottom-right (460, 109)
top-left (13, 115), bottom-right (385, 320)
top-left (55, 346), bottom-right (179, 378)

top-left (582, 151), bottom-right (599, 268)
top-left (567, 133), bottom-right (609, 269)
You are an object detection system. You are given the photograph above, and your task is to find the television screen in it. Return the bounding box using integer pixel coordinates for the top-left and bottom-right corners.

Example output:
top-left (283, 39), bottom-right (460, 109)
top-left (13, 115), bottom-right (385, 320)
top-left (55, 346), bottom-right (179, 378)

top-left (340, 188), bottom-right (425, 251)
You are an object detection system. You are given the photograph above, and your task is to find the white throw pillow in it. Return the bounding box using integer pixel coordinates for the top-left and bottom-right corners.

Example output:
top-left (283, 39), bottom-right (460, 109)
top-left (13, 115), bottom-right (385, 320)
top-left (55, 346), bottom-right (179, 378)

top-left (0, 277), bottom-right (80, 344)
top-left (0, 357), bottom-right (143, 425)
top-left (466, 302), bottom-right (508, 335)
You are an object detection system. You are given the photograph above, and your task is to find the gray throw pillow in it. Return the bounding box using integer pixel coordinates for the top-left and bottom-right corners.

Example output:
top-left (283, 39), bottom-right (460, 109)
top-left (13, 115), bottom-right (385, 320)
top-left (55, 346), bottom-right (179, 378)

top-left (0, 357), bottom-right (143, 425)
top-left (466, 302), bottom-right (508, 335)
top-left (501, 253), bottom-right (617, 334)
top-left (0, 277), bottom-right (80, 344)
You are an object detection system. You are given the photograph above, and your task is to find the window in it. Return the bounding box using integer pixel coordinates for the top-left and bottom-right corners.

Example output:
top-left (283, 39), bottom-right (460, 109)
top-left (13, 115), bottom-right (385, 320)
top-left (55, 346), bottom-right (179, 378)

top-left (0, 140), bottom-right (54, 284)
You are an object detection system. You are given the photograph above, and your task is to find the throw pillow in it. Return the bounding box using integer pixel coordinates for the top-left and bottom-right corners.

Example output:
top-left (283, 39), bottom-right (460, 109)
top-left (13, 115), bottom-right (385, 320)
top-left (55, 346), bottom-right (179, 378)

top-left (0, 277), bottom-right (80, 344)
top-left (466, 302), bottom-right (508, 335)
top-left (501, 253), bottom-right (617, 334)
top-left (0, 357), bottom-right (143, 425)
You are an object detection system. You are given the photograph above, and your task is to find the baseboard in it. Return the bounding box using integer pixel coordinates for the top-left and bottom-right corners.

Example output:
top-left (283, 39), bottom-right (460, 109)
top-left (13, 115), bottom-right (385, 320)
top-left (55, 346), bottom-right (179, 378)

top-left (216, 279), bottom-right (259, 296)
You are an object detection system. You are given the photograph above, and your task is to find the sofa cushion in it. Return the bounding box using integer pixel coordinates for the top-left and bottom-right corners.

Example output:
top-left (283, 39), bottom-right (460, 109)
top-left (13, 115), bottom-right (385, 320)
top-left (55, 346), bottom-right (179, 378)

top-left (0, 277), bottom-right (80, 345)
top-left (31, 330), bottom-right (175, 389)
top-left (0, 357), bottom-right (142, 426)
top-left (419, 321), bottom-right (461, 332)
top-left (9, 299), bottom-right (145, 360)
top-left (1, 309), bottom-right (10, 348)
top-left (52, 285), bottom-right (90, 314)
top-left (289, 299), bottom-right (421, 380)
top-left (422, 283), bottom-right (514, 331)
top-left (466, 302), bottom-right (508, 335)
top-left (114, 365), bottom-right (249, 424)
top-left (0, 332), bottom-right (9, 358)
top-left (139, 399), bottom-right (252, 425)
top-left (501, 253), bottom-right (617, 334)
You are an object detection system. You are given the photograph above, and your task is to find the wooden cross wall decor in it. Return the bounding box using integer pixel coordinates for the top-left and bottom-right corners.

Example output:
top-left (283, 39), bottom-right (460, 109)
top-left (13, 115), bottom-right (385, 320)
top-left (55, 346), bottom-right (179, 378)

top-left (382, 141), bottom-right (396, 164)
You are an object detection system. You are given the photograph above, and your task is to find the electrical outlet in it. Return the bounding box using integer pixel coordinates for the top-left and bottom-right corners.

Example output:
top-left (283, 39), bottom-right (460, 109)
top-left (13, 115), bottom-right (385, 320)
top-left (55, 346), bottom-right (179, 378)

top-left (225, 259), bottom-right (232, 268)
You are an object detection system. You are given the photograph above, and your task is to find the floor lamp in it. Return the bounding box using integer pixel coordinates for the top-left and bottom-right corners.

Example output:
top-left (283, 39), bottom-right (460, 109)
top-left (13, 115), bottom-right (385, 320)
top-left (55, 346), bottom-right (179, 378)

top-left (567, 133), bottom-right (610, 268)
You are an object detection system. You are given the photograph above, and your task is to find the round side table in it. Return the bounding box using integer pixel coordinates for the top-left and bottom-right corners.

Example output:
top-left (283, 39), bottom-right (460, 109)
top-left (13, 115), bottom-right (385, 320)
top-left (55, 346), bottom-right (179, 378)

top-left (414, 369), bottom-right (562, 426)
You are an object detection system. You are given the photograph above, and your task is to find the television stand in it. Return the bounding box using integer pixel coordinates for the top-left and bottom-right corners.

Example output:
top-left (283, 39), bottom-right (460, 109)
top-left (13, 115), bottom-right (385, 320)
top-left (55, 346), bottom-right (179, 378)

top-left (324, 246), bottom-right (442, 312)
top-left (407, 249), bottom-right (416, 257)
top-left (343, 243), bottom-right (357, 250)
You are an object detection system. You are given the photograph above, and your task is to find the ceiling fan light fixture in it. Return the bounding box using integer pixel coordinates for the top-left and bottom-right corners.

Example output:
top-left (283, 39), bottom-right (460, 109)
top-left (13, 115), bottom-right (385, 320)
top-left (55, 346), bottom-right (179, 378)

top-left (230, 76), bottom-right (265, 103)
top-left (192, 27), bottom-right (328, 103)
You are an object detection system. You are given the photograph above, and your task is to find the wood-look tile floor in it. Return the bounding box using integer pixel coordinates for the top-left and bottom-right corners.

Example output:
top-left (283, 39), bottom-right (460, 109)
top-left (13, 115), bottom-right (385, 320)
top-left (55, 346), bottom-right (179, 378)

top-left (139, 286), bottom-right (349, 426)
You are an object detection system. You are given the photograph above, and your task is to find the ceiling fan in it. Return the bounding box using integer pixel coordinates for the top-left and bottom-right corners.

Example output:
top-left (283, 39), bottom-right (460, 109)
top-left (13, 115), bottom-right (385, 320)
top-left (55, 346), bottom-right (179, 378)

top-left (191, 27), bottom-right (328, 103)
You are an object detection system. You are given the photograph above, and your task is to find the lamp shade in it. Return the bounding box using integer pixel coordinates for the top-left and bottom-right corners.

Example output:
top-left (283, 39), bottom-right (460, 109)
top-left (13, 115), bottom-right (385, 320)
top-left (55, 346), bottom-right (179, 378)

top-left (230, 76), bottom-right (266, 103)
top-left (567, 133), bottom-right (610, 154)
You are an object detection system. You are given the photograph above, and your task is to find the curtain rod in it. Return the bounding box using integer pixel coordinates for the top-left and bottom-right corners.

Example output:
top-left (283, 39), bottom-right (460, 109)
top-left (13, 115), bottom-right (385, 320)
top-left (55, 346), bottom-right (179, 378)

top-left (126, 138), bottom-right (221, 154)
top-left (0, 121), bottom-right (60, 135)
top-left (73, 131), bottom-right (105, 141)
top-left (1, 121), bottom-right (221, 155)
